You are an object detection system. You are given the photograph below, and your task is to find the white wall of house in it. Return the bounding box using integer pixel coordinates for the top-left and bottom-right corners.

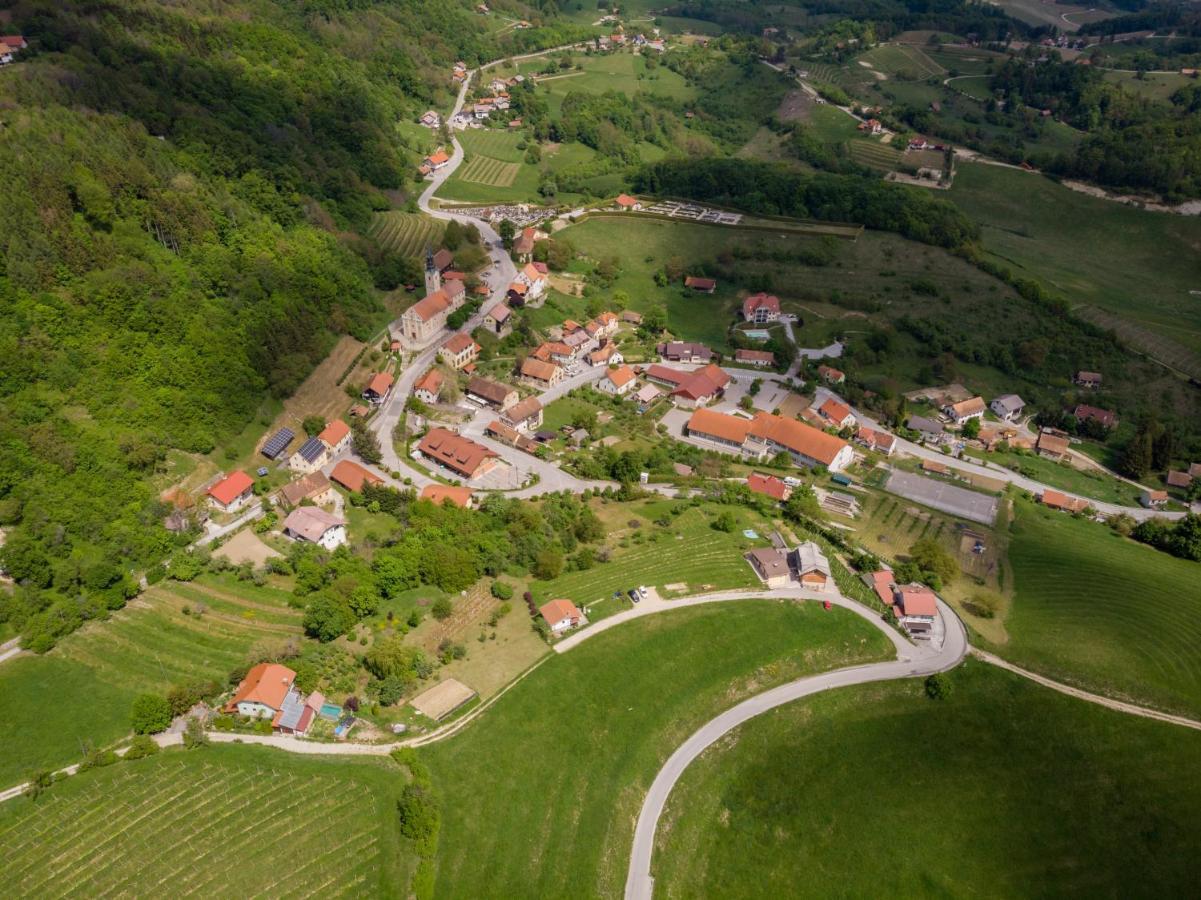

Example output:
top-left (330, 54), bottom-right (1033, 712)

top-left (236, 701), bottom-right (276, 719)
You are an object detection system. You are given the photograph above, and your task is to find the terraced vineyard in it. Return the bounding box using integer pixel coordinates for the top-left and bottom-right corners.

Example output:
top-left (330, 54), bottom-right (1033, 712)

top-left (456, 155), bottom-right (520, 187)
top-left (369, 211), bottom-right (445, 258)
top-left (859, 44), bottom-right (944, 80)
top-left (849, 140), bottom-right (903, 172)
top-left (0, 748), bottom-right (408, 897)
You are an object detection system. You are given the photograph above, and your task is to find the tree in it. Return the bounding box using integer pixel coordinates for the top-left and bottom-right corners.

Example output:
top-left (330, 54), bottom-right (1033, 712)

top-left (431, 597), bottom-right (454, 620)
top-left (909, 537), bottom-right (958, 585)
top-left (961, 417), bottom-right (980, 440)
top-left (302, 415), bottom-right (326, 437)
top-left (302, 594), bottom-right (356, 642)
top-left (1119, 426), bottom-right (1153, 479)
top-left (131, 694), bottom-right (172, 735)
top-left (183, 717), bottom-right (209, 749)
top-left (352, 421), bottom-right (383, 465)
top-left (924, 673), bottom-right (951, 700)
top-left (533, 548), bottom-right (564, 580)
top-left (784, 485), bottom-right (822, 522)
top-left (397, 784), bottom-right (440, 848)
top-left (365, 635), bottom-right (431, 682)
top-left (712, 510), bottom-right (737, 532)
top-left (498, 218), bottom-right (516, 249)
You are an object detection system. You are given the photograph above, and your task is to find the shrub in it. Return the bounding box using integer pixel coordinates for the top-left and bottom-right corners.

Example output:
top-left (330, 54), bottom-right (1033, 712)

top-left (397, 783), bottom-right (440, 852)
top-left (130, 694), bottom-right (172, 735)
top-left (431, 597), bottom-right (453, 621)
top-left (183, 718), bottom-right (210, 749)
top-left (490, 581), bottom-right (513, 600)
top-left (123, 735), bottom-right (160, 760)
top-left (924, 673), bottom-right (952, 700)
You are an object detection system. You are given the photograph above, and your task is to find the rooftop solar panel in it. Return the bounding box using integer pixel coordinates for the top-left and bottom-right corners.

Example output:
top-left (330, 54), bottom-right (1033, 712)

top-left (261, 427), bottom-right (295, 459)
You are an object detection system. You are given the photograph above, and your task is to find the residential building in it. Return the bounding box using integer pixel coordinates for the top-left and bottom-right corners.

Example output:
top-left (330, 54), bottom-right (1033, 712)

top-left (400, 280), bottom-right (467, 344)
top-left (1140, 489), bottom-right (1169, 509)
top-left (1072, 404), bottom-right (1118, 430)
top-left (614, 193), bottom-right (642, 211)
top-left (817, 397), bottom-right (856, 429)
top-left (657, 341), bottom-right (715, 363)
top-left (423, 150), bottom-right (451, 170)
top-left (894, 584), bottom-right (938, 634)
top-left (507, 280), bottom-right (530, 307)
top-left (483, 304), bottom-right (512, 336)
top-left (513, 227), bottom-right (536, 262)
top-left (207, 471), bottom-right (255, 513)
top-left (485, 419), bottom-right (539, 454)
top-left (686, 409), bottom-right (853, 472)
top-left (747, 472), bottom-right (791, 501)
top-left (540, 598), bottom-right (583, 633)
top-left (648, 363), bottom-right (730, 407)
top-left (742, 292), bottom-right (780, 323)
top-left (684, 276), bottom-right (716, 293)
top-left (588, 343), bottom-right (623, 367)
top-left (289, 436), bottom-right (328, 474)
top-left (439, 333), bottom-right (480, 370)
top-left (594, 311), bottom-right (619, 337)
top-left (907, 415), bottom-right (945, 443)
top-left (520, 357), bottom-right (564, 390)
top-left (329, 460), bottom-right (384, 493)
top-left (466, 376), bottom-right (518, 410)
top-left (943, 396), bottom-right (985, 425)
top-left (532, 341), bottom-right (575, 364)
top-left (317, 419), bottom-right (352, 457)
top-left (517, 262), bottom-right (548, 301)
top-left (282, 506), bottom-right (348, 551)
top-left (225, 663), bottom-right (298, 720)
top-left (1166, 470), bottom-right (1192, 489)
top-left (362, 371), bottom-right (395, 405)
top-left (420, 484), bottom-right (475, 508)
top-left (817, 364), bottom-right (845, 385)
top-left (1036, 429), bottom-right (1071, 460)
top-left (1189, 462), bottom-right (1201, 479)
top-left (1040, 489), bottom-right (1089, 514)
top-left (1074, 370), bottom-right (1102, 388)
top-left (413, 369), bottom-right (444, 405)
top-left (990, 394), bottom-right (1025, 422)
top-left (735, 349), bottom-right (774, 368)
top-left (599, 364), bottom-right (637, 396)
top-left (855, 426), bottom-right (895, 456)
top-left (634, 383), bottom-right (661, 409)
top-left (746, 548), bottom-right (791, 588)
top-left (416, 428), bottom-right (499, 480)
top-left (277, 471), bottom-right (337, 510)
top-left (620, 310), bottom-right (643, 325)
top-left (794, 542), bottom-right (831, 590)
top-left (501, 396), bottom-right (544, 431)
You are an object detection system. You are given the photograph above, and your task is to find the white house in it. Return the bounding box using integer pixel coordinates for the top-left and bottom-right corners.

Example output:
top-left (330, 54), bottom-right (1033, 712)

top-left (224, 663), bottom-right (298, 720)
top-left (282, 506), bottom-right (348, 550)
top-left (943, 396), bottom-right (985, 425)
top-left (989, 394), bottom-right (1025, 422)
top-left (206, 470), bottom-right (254, 513)
top-left (540, 598), bottom-right (583, 634)
top-left (599, 365), bottom-right (637, 396)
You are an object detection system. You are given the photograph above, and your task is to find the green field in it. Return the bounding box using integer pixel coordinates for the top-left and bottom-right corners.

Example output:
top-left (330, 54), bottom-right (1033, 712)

top-left (1104, 68), bottom-right (1197, 102)
top-left (654, 661), bottom-right (1201, 897)
top-left (966, 447), bottom-right (1145, 507)
top-left (858, 43), bottom-right (944, 80)
top-left (847, 138), bottom-right (902, 172)
top-left (0, 745), bottom-right (411, 896)
top-left (369, 211), bottom-right (445, 258)
top-left (924, 45), bottom-right (1005, 77)
top-left (423, 601), bottom-right (894, 897)
top-left (1000, 499), bottom-right (1201, 717)
top-left (533, 52), bottom-right (695, 117)
top-left (949, 161), bottom-right (1201, 372)
top-left (0, 575), bottom-right (303, 787)
top-left (455, 155), bottom-right (520, 186)
top-left (458, 128), bottom-right (526, 162)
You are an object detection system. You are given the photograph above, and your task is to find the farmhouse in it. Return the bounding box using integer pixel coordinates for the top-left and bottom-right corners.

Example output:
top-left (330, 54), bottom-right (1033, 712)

top-left (362, 371), bottom-right (395, 406)
top-left (400, 280), bottom-right (467, 344)
top-left (517, 262), bottom-right (548, 301)
top-left (317, 419), bottom-right (352, 457)
top-left (817, 364), bottom-right (845, 384)
top-left (520, 357), bottom-right (564, 390)
top-left (599, 364), bottom-right (637, 396)
top-left (746, 548), bottom-right (791, 588)
top-left (439, 333), bottom-right (480, 370)
top-left (1072, 404), bottom-right (1118, 430)
top-left (225, 663), bottom-right (301, 723)
top-left (289, 436), bottom-right (328, 474)
top-left (855, 426), bottom-right (895, 455)
top-left (817, 397), bottom-right (856, 429)
top-left (483, 303), bottom-right (512, 336)
top-left (990, 394), bottom-right (1025, 422)
top-left (894, 584), bottom-right (938, 635)
top-left (735, 349), bottom-right (774, 367)
top-left (907, 415), bottom-right (945, 443)
top-left (657, 341), bottom-right (715, 363)
top-left (420, 484), bottom-right (475, 508)
top-left (501, 396), bottom-right (544, 431)
top-left (588, 343), bottom-right (623, 367)
top-left (1040, 489), bottom-right (1089, 514)
top-left (329, 460), bottom-right (384, 493)
top-left (413, 369), bottom-right (444, 405)
top-left (684, 276), bottom-right (717, 293)
top-left (1074, 370), bottom-right (1102, 388)
top-left (1036, 430), bottom-right (1071, 460)
top-left (943, 396), bottom-right (985, 425)
top-left (1166, 470), bottom-right (1192, 489)
top-left (747, 472), bottom-right (791, 501)
top-left (467, 376), bottom-right (519, 410)
top-left (423, 150), bottom-right (451, 170)
top-left (207, 471), bottom-right (255, 513)
top-left (416, 428), bottom-right (499, 480)
top-left (277, 471), bottom-right (337, 510)
top-left (540, 598), bottom-right (584, 634)
top-left (742, 292), bottom-right (780, 324)
top-left (282, 506), bottom-right (348, 551)
top-left (1140, 489), bottom-right (1169, 509)
top-left (485, 420), bottom-right (538, 454)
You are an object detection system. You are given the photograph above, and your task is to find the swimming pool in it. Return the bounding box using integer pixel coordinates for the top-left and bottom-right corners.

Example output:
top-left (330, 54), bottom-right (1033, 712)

top-left (319, 703), bottom-right (342, 720)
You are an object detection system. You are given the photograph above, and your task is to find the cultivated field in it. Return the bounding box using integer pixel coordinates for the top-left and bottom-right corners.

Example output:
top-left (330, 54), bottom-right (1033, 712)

top-left (369, 211), bottom-right (445, 258)
top-left (0, 747), bottom-right (410, 897)
top-left (654, 662), bottom-right (1201, 896)
top-left (858, 43), bottom-right (945, 80)
top-left (992, 0), bottom-right (1111, 30)
top-left (847, 139), bottom-right (903, 172)
top-left (1000, 499), bottom-right (1201, 717)
top-left (458, 128), bottom-right (526, 163)
top-left (423, 601), bottom-right (893, 897)
top-left (455, 155), bottom-right (520, 187)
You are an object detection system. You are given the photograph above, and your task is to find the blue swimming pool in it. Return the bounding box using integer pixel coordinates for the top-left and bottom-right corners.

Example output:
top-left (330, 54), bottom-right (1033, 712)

top-left (319, 703), bottom-right (342, 720)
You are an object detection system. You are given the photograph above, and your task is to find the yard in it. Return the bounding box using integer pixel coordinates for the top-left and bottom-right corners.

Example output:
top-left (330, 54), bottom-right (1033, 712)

top-left (653, 661), bottom-right (1201, 897)
top-left (0, 745), bottom-right (412, 896)
top-left (422, 601), bottom-right (893, 898)
top-left (998, 498), bottom-right (1201, 718)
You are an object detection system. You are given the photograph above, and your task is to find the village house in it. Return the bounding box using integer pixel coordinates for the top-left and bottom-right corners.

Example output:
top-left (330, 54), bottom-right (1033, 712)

top-left (646, 363), bottom-right (730, 407)
top-left (594, 311), bottom-right (619, 337)
top-left (614, 193), bottom-right (642, 211)
top-left (746, 548), bottom-right (792, 588)
top-left (855, 425), bottom-right (896, 456)
top-left (207, 471), bottom-right (255, 513)
top-left (420, 484), bottom-right (475, 509)
top-left (588, 343), bottom-right (623, 367)
top-left (684, 276), bottom-right (717, 294)
top-left (1040, 489), bottom-right (1089, 514)
top-left (439, 333), bottom-right (480, 370)
top-left (423, 150), bottom-right (452, 171)
top-left (482, 303), bottom-right (513, 337)
top-left (532, 341), bottom-right (576, 365)
top-left (907, 415), bottom-right (945, 443)
top-left (1036, 429), bottom-right (1071, 460)
top-left (282, 506), bottom-right (348, 551)
top-left (413, 369), bottom-right (444, 405)
top-left (746, 541), bottom-right (829, 588)
top-left (599, 364), bottom-right (637, 396)
top-left (1074, 370), bottom-right (1103, 389)
top-left (540, 598), bottom-right (584, 634)
top-left (1140, 489), bottom-right (1169, 509)
top-left (893, 584), bottom-right (939, 635)
top-left (416, 428), bottom-right (499, 480)
top-left (317, 419), bottom-right (352, 458)
top-left (329, 459), bottom-right (383, 493)
top-left (520, 357), bottom-right (564, 390)
top-left (621, 310), bottom-right (643, 325)
top-left (501, 396), bottom-right (544, 431)
top-left (687, 409), bottom-right (854, 472)
top-left (1072, 404), bottom-right (1118, 430)
top-left (990, 394), bottom-right (1026, 422)
top-left (634, 382), bottom-right (662, 410)
top-left (817, 364), bottom-right (845, 385)
top-left (400, 279), bottom-right (467, 344)
top-left (943, 396), bottom-right (985, 425)
top-left (1166, 470), bottom-right (1192, 490)
top-left (225, 663), bottom-right (299, 721)
top-left (485, 419), bottom-right (539, 454)
top-left (794, 542), bottom-right (832, 590)
top-left (420, 110), bottom-right (440, 128)
top-left (362, 371), bottom-right (395, 406)
top-left (276, 471), bottom-right (337, 510)
top-left (289, 435), bottom-right (328, 474)
top-left (735, 349), bottom-right (774, 368)
top-left (562, 329), bottom-right (594, 354)
top-left (747, 472), bottom-right (791, 501)
top-left (467, 376), bottom-right (519, 411)
top-left (516, 262), bottom-right (548, 301)
top-left (817, 397), bottom-right (856, 430)
top-left (742, 292), bottom-right (781, 324)
top-left (513, 227), bottom-right (536, 263)
top-left (657, 341), bottom-right (715, 363)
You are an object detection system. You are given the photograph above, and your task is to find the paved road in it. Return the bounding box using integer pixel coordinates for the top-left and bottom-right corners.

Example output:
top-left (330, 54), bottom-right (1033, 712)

top-left (623, 598), bottom-right (968, 900)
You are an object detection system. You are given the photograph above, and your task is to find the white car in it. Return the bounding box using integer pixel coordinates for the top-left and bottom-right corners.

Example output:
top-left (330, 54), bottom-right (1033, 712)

top-left (638, 585), bottom-right (648, 599)
top-left (783, 476), bottom-right (802, 488)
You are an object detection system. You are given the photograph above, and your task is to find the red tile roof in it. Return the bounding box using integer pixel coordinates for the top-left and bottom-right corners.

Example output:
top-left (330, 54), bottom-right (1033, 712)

top-left (367, 371), bottom-right (394, 396)
top-left (414, 369), bottom-right (444, 396)
top-left (442, 332), bottom-right (477, 354)
top-left (615, 193), bottom-right (639, 208)
top-left (417, 428), bottom-right (497, 478)
top-left (317, 419), bottom-right (350, 447)
top-left (420, 484), bottom-right (475, 508)
top-left (747, 472), bottom-right (789, 500)
top-left (521, 357), bottom-right (561, 382)
top-left (539, 598), bottom-right (582, 624)
top-left (207, 471), bottom-right (254, 506)
top-left (735, 349), bottom-right (774, 364)
top-left (224, 663), bottom-right (296, 712)
top-left (748, 413), bottom-right (850, 467)
top-left (606, 365), bottom-right (636, 388)
top-left (687, 408), bottom-right (754, 445)
top-left (898, 584), bottom-right (938, 617)
top-left (329, 460), bottom-right (384, 492)
top-left (819, 397), bottom-right (854, 424)
top-left (742, 292), bottom-right (780, 317)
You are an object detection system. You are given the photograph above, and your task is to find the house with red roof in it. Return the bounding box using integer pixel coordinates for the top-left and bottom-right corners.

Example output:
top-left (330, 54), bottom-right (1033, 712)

top-left (517, 262), bottom-right (548, 301)
top-left (817, 364), bottom-right (845, 384)
top-left (540, 598), bottom-right (584, 634)
top-left (735, 349), bottom-right (774, 368)
top-left (420, 484), bottom-right (475, 509)
top-left (747, 472), bottom-right (792, 501)
top-left (818, 397), bottom-right (856, 429)
top-left (362, 371), bottom-right (395, 405)
top-left (742, 292), bottom-right (780, 324)
top-left (317, 419), bottom-right (352, 456)
top-left (329, 460), bottom-right (384, 493)
top-left (417, 428), bottom-right (499, 480)
top-left (614, 193), bottom-right (641, 211)
top-left (599, 364), bottom-right (637, 396)
top-left (684, 276), bottom-right (716, 293)
top-left (439, 333), bottom-right (480, 370)
top-left (207, 471), bottom-right (255, 513)
top-left (413, 369), bottom-right (445, 405)
top-left (854, 426), bottom-right (895, 456)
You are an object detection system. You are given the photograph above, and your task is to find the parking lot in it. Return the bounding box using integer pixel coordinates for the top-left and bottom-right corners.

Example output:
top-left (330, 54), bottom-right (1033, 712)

top-left (641, 200), bottom-right (742, 225)
top-left (884, 470), bottom-right (999, 526)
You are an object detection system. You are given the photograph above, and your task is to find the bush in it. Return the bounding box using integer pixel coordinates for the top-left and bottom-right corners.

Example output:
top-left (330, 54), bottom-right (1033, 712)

top-left (79, 745), bottom-right (120, 771)
top-left (924, 673), bottom-right (952, 700)
top-left (130, 694), bottom-right (172, 735)
top-left (431, 597), bottom-right (453, 621)
top-left (183, 717), bottom-right (210, 749)
top-left (490, 581), bottom-right (513, 600)
top-left (397, 783), bottom-right (440, 852)
top-left (123, 734), bottom-right (160, 760)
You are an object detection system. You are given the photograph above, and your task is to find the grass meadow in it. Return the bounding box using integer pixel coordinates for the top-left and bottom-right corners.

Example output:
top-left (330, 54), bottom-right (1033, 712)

top-left (1000, 499), bottom-right (1201, 717)
top-left (0, 745), bottom-right (411, 897)
top-left (0, 575), bottom-right (303, 787)
top-left (653, 661), bottom-right (1201, 897)
top-left (422, 601), bottom-right (894, 898)
top-left (965, 446), bottom-right (1145, 507)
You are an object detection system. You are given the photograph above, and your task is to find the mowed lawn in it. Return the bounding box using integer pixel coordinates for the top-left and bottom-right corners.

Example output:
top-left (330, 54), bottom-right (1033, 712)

top-left (654, 661), bottom-right (1201, 897)
top-left (0, 575), bottom-right (303, 787)
top-left (0, 745), bottom-right (411, 897)
top-left (999, 499), bottom-right (1201, 717)
top-left (422, 601), bottom-right (894, 898)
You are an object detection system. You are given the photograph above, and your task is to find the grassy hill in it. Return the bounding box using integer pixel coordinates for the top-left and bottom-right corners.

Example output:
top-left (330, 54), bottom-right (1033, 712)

top-left (654, 661), bottom-right (1201, 896)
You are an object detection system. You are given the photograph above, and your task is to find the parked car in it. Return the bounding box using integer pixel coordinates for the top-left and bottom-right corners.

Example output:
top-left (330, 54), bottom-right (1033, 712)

top-left (637, 586), bottom-right (648, 598)
top-left (627, 589), bottom-right (639, 603)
